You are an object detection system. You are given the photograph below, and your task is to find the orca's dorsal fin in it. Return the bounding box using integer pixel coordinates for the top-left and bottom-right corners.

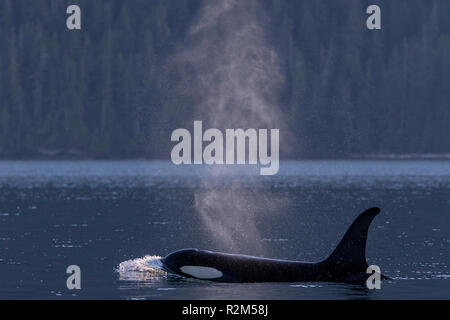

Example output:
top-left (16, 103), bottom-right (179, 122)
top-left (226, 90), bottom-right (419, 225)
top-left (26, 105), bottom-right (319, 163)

top-left (324, 207), bottom-right (380, 270)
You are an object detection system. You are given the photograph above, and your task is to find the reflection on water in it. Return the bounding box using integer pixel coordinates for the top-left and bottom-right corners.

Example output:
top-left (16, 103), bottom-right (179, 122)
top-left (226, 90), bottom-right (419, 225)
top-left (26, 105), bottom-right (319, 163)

top-left (0, 161), bottom-right (449, 299)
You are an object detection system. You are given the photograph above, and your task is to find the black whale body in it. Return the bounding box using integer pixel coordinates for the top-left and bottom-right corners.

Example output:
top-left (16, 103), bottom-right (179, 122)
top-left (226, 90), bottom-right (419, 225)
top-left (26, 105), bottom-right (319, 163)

top-left (162, 207), bottom-right (387, 284)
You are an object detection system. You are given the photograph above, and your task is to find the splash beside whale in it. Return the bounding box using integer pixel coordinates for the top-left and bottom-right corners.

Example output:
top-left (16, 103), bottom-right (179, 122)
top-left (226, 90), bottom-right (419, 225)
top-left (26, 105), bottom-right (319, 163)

top-left (161, 207), bottom-right (389, 284)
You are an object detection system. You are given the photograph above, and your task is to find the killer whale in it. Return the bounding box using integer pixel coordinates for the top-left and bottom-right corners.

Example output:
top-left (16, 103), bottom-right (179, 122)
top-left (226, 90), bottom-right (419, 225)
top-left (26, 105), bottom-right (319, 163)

top-left (162, 207), bottom-right (388, 284)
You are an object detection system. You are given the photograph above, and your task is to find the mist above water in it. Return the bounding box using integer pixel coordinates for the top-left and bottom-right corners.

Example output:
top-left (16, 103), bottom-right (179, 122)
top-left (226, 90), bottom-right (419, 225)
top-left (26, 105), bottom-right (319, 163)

top-left (175, 0), bottom-right (287, 254)
top-left (178, 0), bottom-right (284, 129)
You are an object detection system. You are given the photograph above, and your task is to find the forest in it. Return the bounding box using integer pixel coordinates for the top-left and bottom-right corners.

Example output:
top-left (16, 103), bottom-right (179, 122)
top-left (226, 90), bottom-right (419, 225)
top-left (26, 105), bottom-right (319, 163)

top-left (0, 0), bottom-right (449, 159)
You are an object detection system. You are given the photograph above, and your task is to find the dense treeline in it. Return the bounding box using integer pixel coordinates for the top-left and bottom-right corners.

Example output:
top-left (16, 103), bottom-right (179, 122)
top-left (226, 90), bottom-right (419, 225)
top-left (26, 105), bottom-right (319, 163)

top-left (0, 0), bottom-right (449, 159)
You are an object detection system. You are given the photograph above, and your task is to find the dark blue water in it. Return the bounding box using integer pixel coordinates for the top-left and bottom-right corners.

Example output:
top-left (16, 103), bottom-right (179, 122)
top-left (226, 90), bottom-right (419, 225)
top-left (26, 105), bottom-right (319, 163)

top-left (0, 161), bottom-right (449, 299)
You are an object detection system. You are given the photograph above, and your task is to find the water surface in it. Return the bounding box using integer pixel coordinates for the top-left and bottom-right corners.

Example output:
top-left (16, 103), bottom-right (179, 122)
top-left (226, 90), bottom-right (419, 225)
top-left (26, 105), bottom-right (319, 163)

top-left (0, 161), bottom-right (449, 299)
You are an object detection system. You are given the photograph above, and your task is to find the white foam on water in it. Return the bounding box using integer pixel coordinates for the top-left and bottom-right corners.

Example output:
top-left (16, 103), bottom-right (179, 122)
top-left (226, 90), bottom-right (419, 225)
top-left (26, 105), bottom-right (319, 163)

top-left (116, 255), bottom-right (166, 281)
top-left (290, 284), bottom-right (323, 288)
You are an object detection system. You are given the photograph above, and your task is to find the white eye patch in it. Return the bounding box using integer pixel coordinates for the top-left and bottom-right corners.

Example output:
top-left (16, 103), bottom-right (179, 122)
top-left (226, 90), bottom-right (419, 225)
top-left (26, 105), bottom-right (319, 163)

top-left (180, 266), bottom-right (223, 279)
